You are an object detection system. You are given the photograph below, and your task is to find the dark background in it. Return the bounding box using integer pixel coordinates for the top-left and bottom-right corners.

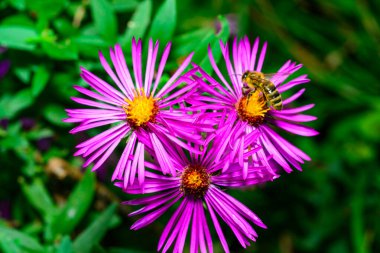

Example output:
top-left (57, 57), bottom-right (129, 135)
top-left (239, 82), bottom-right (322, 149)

top-left (0, 0), bottom-right (379, 252)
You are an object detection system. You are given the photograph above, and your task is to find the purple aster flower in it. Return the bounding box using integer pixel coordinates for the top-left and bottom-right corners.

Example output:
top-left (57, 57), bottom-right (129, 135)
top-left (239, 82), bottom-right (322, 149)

top-left (0, 47), bottom-right (10, 79)
top-left (65, 38), bottom-right (208, 187)
top-left (21, 117), bottom-right (36, 131)
top-left (187, 36), bottom-right (318, 175)
top-left (115, 118), bottom-right (277, 252)
top-left (0, 119), bottom-right (8, 130)
top-left (0, 59), bottom-right (10, 79)
top-left (36, 136), bottom-right (53, 152)
top-left (0, 200), bottom-right (11, 220)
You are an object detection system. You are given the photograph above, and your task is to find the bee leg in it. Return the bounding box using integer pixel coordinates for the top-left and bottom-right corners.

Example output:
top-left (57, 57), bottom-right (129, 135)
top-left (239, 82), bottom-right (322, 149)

top-left (242, 86), bottom-right (251, 96)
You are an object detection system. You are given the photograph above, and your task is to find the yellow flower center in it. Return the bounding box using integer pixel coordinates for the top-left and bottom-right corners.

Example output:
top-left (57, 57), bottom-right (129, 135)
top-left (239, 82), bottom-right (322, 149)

top-left (180, 164), bottom-right (210, 199)
top-left (236, 90), bottom-right (269, 127)
top-left (122, 90), bottom-right (159, 128)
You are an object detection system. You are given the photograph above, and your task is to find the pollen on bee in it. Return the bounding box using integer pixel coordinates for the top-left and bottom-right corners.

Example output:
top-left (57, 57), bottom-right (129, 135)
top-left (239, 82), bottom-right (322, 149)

top-left (236, 90), bottom-right (269, 127)
top-left (122, 89), bottom-right (159, 128)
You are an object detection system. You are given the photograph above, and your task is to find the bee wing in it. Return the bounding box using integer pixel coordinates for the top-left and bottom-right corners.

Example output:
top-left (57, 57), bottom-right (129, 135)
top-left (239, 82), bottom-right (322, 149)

top-left (263, 72), bottom-right (291, 81)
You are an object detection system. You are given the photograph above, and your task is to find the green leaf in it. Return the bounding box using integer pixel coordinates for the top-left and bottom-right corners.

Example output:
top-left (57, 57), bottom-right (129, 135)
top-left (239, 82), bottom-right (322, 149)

top-left (73, 34), bottom-right (109, 47)
top-left (0, 122), bottom-right (28, 152)
top-left (173, 28), bottom-right (214, 59)
top-left (7, 0), bottom-right (26, 11)
top-left (147, 0), bottom-right (176, 45)
top-left (0, 238), bottom-right (23, 253)
top-left (41, 40), bottom-right (78, 60)
top-left (19, 221), bottom-right (43, 237)
top-left (111, 0), bottom-right (138, 12)
top-left (120, 0), bottom-right (152, 48)
top-left (32, 65), bottom-right (50, 97)
top-left (53, 18), bottom-right (77, 37)
top-left (73, 204), bottom-right (117, 253)
top-left (43, 104), bottom-right (68, 127)
top-left (0, 89), bottom-right (34, 119)
top-left (56, 236), bottom-right (74, 253)
top-left (0, 26), bottom-right (37, 50)
top-left (25, 0), bottom-right (67, 20)
top-left (90, 0), bottom-right (117, 42)
top-left (198, 15), bottom-right (230, 73)
top-left (92, 245), bottom-right (108, 253)
top-left (20, 177), bottom-right (56, 221)
top-left (73, 34), bottom-right (108, 58)
top-left (14, 66), bottom-right (32, 84)
top-left (26, 128), bottom-right (54, 140)
top-left (46, 169), bottom-right (96, 241)
top-left (357, 111), bottom-right (380, 141)
top-left (0, 226), bottom-right (45, 253)
top-left (1, 14), bottom-right (34, 27)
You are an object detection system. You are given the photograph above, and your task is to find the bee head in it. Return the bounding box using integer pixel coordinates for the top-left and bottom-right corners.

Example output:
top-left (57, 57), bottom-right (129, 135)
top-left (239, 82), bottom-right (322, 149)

top-left (242, 71), bottom-right (249, 82)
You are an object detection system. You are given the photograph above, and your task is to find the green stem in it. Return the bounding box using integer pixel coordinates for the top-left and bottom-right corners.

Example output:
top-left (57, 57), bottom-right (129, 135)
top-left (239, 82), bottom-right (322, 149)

top-left (351, 172), bottom-right (368, 253)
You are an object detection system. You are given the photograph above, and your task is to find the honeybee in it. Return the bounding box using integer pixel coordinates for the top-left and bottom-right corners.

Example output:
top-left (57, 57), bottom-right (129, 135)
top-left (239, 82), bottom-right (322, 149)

top-left (241, 71), bottom-right (283, 110)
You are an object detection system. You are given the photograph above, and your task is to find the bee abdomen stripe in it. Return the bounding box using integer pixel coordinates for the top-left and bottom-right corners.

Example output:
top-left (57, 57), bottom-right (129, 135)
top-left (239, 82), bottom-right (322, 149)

top-left (272, 100), bottom-right (282, 108)
top-left (266, 90), bottom-right (279, 98)
top-left (271, 96), bottom-right (282, 103)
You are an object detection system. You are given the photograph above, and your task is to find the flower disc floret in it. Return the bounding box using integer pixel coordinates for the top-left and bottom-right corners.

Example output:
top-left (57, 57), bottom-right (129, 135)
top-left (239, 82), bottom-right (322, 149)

top-left (180, 164), bottom-right (210, 198)
top-left (123, 90), bottom-right (159, 128)
top-left (236, 90), bottom-right (269, 127)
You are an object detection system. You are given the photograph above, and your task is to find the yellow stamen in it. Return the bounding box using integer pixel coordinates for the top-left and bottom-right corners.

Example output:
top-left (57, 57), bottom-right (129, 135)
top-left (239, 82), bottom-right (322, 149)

top-left (122, 89), bottom-right (158, 128)
top-left (180, 164), bottom-right (210, 199)
top-left (186, 172), bottom-right (203, 187)
top-left (236, 90), bottom-right (269, 127)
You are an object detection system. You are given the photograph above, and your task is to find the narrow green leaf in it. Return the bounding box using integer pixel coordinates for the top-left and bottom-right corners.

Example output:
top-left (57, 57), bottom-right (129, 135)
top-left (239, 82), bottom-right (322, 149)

top-left (73, 204), bottom-right (117, 253)
top-left (0, 26), bottom-right (37, 50)
top-left (32, 65), bottom-right (50, 97)
top-left (56, 236), bottom-right (74, 253)
top-left (0, 226), bottom-right (45, 253)
top-left (351, 173), bottom-right (368, 253)
top-left (120, 0), bottom-right (152, 48)
top-left (46, 169), bottom-right (96, 241)
top-left (19, 221), bottom-right (43, 237)
top-left (90, 0), bottom-right (117, 42)
top-left (198, 15), bottom-right (230, 73)
top-left (173, 28), bottom-right (214, 61)
top-left (20, 177), bottom-right (56, 221)
top-left (147, 0), bottom-right (176, 45)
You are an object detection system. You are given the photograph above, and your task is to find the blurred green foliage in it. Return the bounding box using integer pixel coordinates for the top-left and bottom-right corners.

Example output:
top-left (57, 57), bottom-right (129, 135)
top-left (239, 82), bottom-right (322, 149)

top-left (0, 0), bottom-right (379, 252)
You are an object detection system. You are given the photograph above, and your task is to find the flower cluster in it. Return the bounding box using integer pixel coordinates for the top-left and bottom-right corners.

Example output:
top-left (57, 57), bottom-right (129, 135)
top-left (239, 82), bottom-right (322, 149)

top-left (66, 36), bottom-right (317, 252)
